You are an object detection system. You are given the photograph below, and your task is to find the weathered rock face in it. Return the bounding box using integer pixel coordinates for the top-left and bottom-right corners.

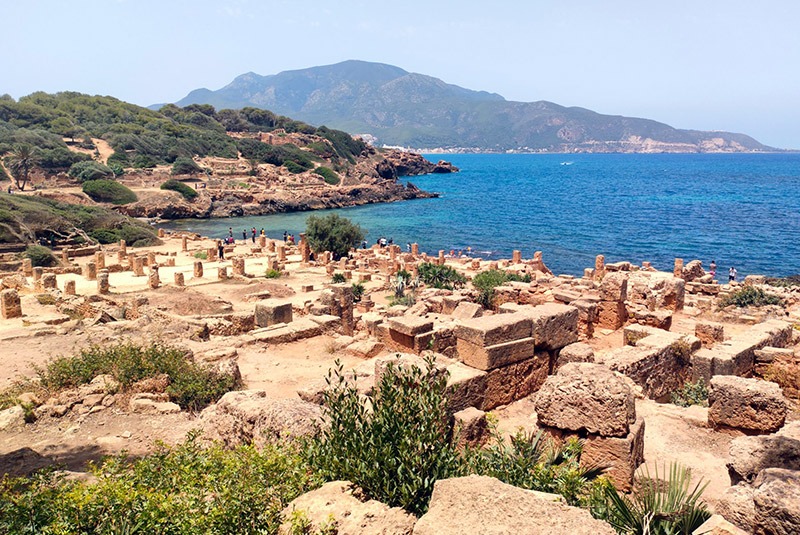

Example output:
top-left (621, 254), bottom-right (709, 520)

top-left (278, 481), bottom-right (416, 535)
top-left (199, 390), bottom-right (321, 448)
top-left (535, 362), bottom-right (636, 438)
top-left (716, 484), bottom-right (756, 532)
top-left (708, 376), bottom-right (787, 433)
top-left (382, 151), bottom-right (459, 176)
top-left (727, 434), bottom-right (800, 485)
top-left (413, 475), bottom-right (615, 535)
top-left (555, 342), bottom-right (595, 370)
top-left (752, 468), bottom-right (800, 535)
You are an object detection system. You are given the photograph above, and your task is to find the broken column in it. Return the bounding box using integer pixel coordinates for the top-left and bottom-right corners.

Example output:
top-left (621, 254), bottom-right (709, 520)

top-left (512, 250), bottom-right (522, 264)
top-left (132, 256), bottom-right (145, 277)
top-left (411, 243), bottom-right (419, 256)
top-left (594, 254), bottom-right (605, 281)
top-left (260, 235), bottom-right (267, 248)
top-left (83, 262), bottom-right (97, 281)
top-left (276, 243), bottom-right (286, 262)
top-left (438, 250), bottom-right (445, 265)
top-left (673, 258), bottom-right (684, 278)
top-left (217, 267), bottom-right (227, 280)
top-left (119, 240), bottom-right (127, 256)
top-left (330, 283), bottom-right (355, 336)
top-left (174, 272), bottom-right (185, 287)
top-left (94, 251), bottom-right (105, 270)
top-left (232, 257), bottom-right (245, 276)
top-left (64, 280), bottom-right (76, 296)
top-left (32, 266), bottom-right (43, 283)
top-left (299, 233), bottom-right (311, 264)
top-left (147, 252), bottom-right (156, 267)
top-left (61, 249), bottom-right (70, 264)
top-left (21, 258), bottom-right (32, 277)
top-left (181, 236), bottom-right (188, 252)
top-left (148, 265), bottom-right (160, 289)
top-left (266, 239), bottom-right (275, 252)
top-left (535, 362), bottom-right (644, 491)
top-left (1, 289), bottom-right (22, 319)
top-left (193, 261), bottom-right (204, 279)
top-left (597, 272), bottom-right (628, 330)
top-left (97, 272), bottom-right (110, 294)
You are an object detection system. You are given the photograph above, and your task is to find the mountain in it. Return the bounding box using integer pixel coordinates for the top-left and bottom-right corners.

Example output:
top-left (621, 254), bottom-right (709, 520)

top-left (171, 60), bottom-right (772, 153)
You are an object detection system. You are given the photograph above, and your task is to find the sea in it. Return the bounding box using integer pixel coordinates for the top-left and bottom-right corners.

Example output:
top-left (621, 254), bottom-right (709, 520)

top-left (161, 153), bottom-right (800, 278)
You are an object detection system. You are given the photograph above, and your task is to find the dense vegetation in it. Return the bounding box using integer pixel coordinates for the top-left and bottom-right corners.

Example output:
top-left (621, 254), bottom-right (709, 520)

top-left (0, 194), bottom-right (158, 246)
top-left (81, 179), bottom-right (137, 205)
top-left (305, 214), bottom-right (365, 260)
top-left (22, 244), bottom-right (58, 267)
top-left (472, 269), bottom-right (532, 308)
top-left (313, 166), bottom-right (340, 185)
top-left (160, 178), bottom-right (198, 200)
top-left (417, 262), bottom-right (467, 290)
top-left (718, 286), bottom-right (784, 308)
top-left (0, 92), bottom-right (365, 172)
top-left (68, 160), bottom-right (114, 182)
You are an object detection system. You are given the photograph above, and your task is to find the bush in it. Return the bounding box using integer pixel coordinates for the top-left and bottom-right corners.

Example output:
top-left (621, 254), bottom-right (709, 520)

top-left (718, 286), bottom-right (783, 308)
top-left (0, 436), bottom-right (316, 535)
top-left (161, 178), bottom-right (198, 200)
top-left (352, 282), bottom-right (365, 302)
top-left (22, 244), bottom-right (57, 267)
top-left (37, 341), bottom-right (237, 411)
top-left (331, 273), bottom-right (346, 284)
top-left (88, 223), bottom-right (158, 247)
top-left (171, 156), bottom-right (202, 175)
top-left (194, 250), bottom-right (208, 260)
top-left (306, 214), bottom-right (365, 260)
top-left (472, 269), bottom-right (531, 308)
top-left (82, 179), bottom-right (137, 205)
top-left (68, 160), bottom-right (114, 182)
top-left (593, 463), bottom-right (710, 534)
top-left (314, 166), bottom-right (340, 185)
top-left (305, 356), bottom-right (461, 516)
top-left (265, 268), bottom-right (282, 279)
top-left (670, 379), bottom-right (709, 407)
top-left (283, 160), bottom-right (308, 174)
top-left (417, 262), bottom-right (467, 290)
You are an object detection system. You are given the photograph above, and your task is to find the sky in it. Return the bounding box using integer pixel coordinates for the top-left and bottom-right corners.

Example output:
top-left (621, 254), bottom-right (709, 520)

top-left (3, 0), bottom-right (799, 148)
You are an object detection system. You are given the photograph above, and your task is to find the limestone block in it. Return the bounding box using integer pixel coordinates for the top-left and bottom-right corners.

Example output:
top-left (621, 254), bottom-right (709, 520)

top-left (32, 266), bottom-right (43, 281)
top-left (64, 280), bottom-right (76, 295)
top-left (82, 262), bottom-right (97, 281)
top-left (632, 309), bottom-right (672, 330)
top-left (753, 468), bottom-right (800, 535)
top-left (696, 322), bottom-right (725, 347)
top-left (580, 415), bottom-right (645, 492)
top-left (174, 272), bottom-right (185, 287)
top-left (97, 272), bottom-right (110, 294)
top-left (555, 342), bottom-right (595, 370)
top-left (716, 484), bottom-right (756, 533)
top-left (21, 258), bottom-right (32, 276)
top-left (597, 300), bottom-right (627, 330)
top-left (535, 362), bottom-right (636, 438)
top-left (452, 301), bottom-right (483, 320)
top-left (682, 259), bottom-right (705, 281)
top-left (600, 272), bottom-right (628, 302)
top-left (388, 315), bottom-right (434, 337)
top-left (255, 301), bottom-right (293, 327)
top-left (446, 362), bottom-right (488, 413)
top-left (41, 273), bottom-right (57, 289)
top-left (413, 475), bottom-right (615, 535)
top-left (483, 352), bottom-right (550, 410)
top-left (453, 407), bottom-right (490, 448)
top-left (523, 303), bottom-right (580, 351)
top-left (148, 269), bottom-right (160, 289)
top-left (454, 313), bottom-right (531, 347)
top-left (0, 289), bottom-right (22, 319)
top-left (709, 376), bottom-right (787, 433)
top-left (193, 260), bottom-right (203, 278)
top-left (693, 515), bottom-right (750, 535)
top-left (457, 336), bottom-right (535, 371)
top-left (727, 434), bottom-right (800, 485)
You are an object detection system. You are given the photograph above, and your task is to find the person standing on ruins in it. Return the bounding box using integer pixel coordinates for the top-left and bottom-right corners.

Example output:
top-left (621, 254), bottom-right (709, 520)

top-left (242, 229), bottom-right (247, 242)
top-left (251, 227), bottom-right (257, 243)
top-left (217, 240), bottom-right (225, 260)
top-left (729, 266), bottom-right (737, 282)
top-left (709, 260), bottom-right (717, 277)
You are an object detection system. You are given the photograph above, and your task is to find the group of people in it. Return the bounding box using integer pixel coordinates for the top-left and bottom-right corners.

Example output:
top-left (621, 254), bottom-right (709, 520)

top-left (708, 260), bottom-right (737, 282)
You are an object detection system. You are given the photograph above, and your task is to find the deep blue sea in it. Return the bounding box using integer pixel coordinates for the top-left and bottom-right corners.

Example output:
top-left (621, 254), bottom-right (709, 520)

top-left (162, 153), bottom-right (800, 278)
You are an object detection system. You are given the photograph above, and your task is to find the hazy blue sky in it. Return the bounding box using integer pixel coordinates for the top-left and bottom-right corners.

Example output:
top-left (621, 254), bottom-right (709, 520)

top-left (4, 1), bottom-right (798, 148)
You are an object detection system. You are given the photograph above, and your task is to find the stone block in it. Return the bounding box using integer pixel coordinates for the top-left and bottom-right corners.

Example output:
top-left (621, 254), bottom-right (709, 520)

top-left (254, 301), bottom-right (293, 328)
top-left (388, 315), bottom-right (434, 337)
top-left (452, 301), bottom-right (483, 320)
top-left (692, 515), bottom-right (750, 535)
top-left (446, 362), bottom-right (488, 413)
top-left (716, 484), bottom-right (756, 533)
top-left (597, 300), bottom-right (628, 330)
top-left (727, 434), bottom-right (800, 485)
top-left (454, 313), bottom-right (531, 347)
top-left (453, 407), bottom-right (490, 448)
top-left (696, 322), bottom-right (725, 347)
top-left (753, 468), bottom-right (800, 535)
top-left (632, 309), bottom-right (672, 330)
top-left (482, 352), bottom-right (551, 410)
top-left (535, 362), bottom-right (636, 437)
top-left (600, 272), bottom-right (628, 301)
top-left (523, 303), bottom-right (580, 350)
top-left (581, 415), bottom-right (645, 492)
top-left (709, 376), bottom-right (787, 433)
top-left (0, 289), bottom-right (22, 319)
top-left (456, 336), bottom-right (535, 371)
top-left (555, 342), bottom-right (595, 370)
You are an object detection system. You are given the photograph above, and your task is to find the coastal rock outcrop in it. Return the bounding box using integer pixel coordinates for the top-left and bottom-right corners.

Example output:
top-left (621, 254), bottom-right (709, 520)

top-left (382, 151), bottom-right (459, 176)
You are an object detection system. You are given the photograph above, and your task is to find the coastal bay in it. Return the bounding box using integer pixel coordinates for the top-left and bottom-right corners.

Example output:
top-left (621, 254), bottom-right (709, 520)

top-left (163, 152), bottom-right (800, 278)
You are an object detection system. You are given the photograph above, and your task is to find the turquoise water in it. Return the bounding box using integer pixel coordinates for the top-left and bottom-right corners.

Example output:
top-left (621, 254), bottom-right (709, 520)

top-left (161, 153), bottom-right (800, 277)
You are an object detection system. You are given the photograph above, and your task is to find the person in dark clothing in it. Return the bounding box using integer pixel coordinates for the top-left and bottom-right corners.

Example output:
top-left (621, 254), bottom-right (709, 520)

top-left (217, 240), bottom-right (225, 260)
top-left (283, 231), bottom-right (288, 242)
top-left (251, 227), bottom-right (257, 243)
top-left (242, 229), bottom-right (247, 241)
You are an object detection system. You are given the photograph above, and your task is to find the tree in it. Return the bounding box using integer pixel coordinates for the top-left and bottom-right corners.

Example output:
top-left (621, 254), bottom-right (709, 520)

top-left (305, 214), bottom-right (365, 260)
top-left (5, 143), bottom-right (38, 191)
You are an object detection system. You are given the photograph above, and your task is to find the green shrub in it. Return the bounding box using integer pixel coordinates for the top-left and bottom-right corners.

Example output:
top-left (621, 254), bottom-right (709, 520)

top-left (331, 273), bottom-right (346, 284)
top-left (68, 160), bottom-right (114, 182)
top-left (161, 178), bottom-right (198, 200)
top-left (265, 268), bottom-right (282, 279)
top-left (388, 293), bottom-right (416, 307)
top-left (22, 244), bottom-right (57, 267)
top-left (472, 269), bottom-right (531, 308)
top-left (305, 356), bottom-right (461, 516)
top-left (766, 275), bottom-right (800, 288)
top-left (171, 156), bottom-right (202, 175)
top-left (306, 214), bottom-right (365, 260)
top-left (417, 262), bottom-right (467, 290)
top-left (82, 179), bottom-right (137, 205)
top-left (194, 250), bottom-right (208, 260)
top-left (314, 166), bottom-right (340, 185)
top-left (284, 160), bottom-right (308, 174)
top-left (352, 282), bottom-right (365, 302)
top-left (88, 223), bottom-right (158, 247)
top-left (593, 463), bottom-right (710, 534)
top-left (718, 286), bottom-right (783, 308)
top-left (37, 342), bottom-right (237, 411)
top-left (670, 379), bottom-right (709, 407)
top-left (0, 436), bottom-right (316, 535)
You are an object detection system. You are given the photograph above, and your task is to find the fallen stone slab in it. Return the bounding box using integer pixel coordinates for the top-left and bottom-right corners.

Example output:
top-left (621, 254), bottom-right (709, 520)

top-left (709, 376), bottom-right (787, 433)
top-left (727, 434), bottom-right (800, 485)
top-left (454, 313), bottom-right (531, 347)
top-left (250, 318), bottom-right (322, 344)
top-left (456, 336), bottom-right (535, 371)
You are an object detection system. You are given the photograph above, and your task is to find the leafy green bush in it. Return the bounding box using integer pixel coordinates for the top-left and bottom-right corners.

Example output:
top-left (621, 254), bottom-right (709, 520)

top-left (161, 178), bottom-right (198, 200)
top-left (284, 160), bottom-right (308, 174)
top-left (88, 223), bottom-right (158, 247)
top-left (331, 273), bottom-right (346, 284)
top-left (718, 286), bottom-right (783, 308)
top-left (194, 250), bottom-right (208, 260)
top-left (593, 463), bottom-right (710, 534)
top-left (306, 214), bottom-right (365, 260)
top-left (82, 179), bottom-right (137, 205)
top-left (670, 379), bottom-right (709, 407)
top-left (68, 160), bottom-right (114, 182)
top-left (265, 268), bottom-right (282, 279)
top-left (0, 436), bottom-right (316, 535)
top-left (388, 294), bottom-right (416, 307)
top-left (171, 156), bottom-right (202, 175)
top-left (314, 166), bottom-right (340, 185)
top-left (37, 342), bottom-right (237, 411)
top-left (352, 282), bottom-right (365, 302)
top-left (417, 262), bottom-right (467, 290)
top-left (305, 357), bottom-right (461, 516)
top-left (22, 244), bottom-right (57, 267)
top-left (472, 269), bottom-right (531, 308)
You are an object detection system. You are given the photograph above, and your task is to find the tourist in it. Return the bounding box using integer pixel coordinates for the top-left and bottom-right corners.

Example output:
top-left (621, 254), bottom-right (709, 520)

top-left (217, 240), bottom-right (224, 260)
top-left (729, 266), bottom-right (737, 282)
top-left (251, 227), bottom-right (256, 243)
top-left (242, 229), bottom-right (247, 242)
top-left (260, 228), bottom-right (265, 237)
top-left (283, 231), bottom-right (288, 242)
top-left (6, 186), bottom-right (11, 194)
top-left (228, 227), bottom-right (233, 238)
top-left (406, 243), bottom-right (412, 252)
top-left (388, 237), bottom-right (393, 245)
top-left (362, 240), bottom-right (368, 249)
top-left (709, 260), bottom-right (717, 277)
top-left (379, 237), bottom-right (387, 247)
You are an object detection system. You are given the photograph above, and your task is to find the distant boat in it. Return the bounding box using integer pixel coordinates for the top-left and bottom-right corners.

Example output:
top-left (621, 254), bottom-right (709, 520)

top-left (560, 161), bottom-right (574, 166)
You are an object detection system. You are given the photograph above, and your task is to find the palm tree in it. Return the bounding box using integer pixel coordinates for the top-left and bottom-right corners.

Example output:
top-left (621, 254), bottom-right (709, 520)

top-left (6, 143), bottom-right (38, 191)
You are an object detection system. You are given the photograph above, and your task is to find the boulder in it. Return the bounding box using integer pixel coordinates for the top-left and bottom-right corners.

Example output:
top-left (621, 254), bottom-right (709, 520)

top-left (600, 272), bottom-right (628, 302)
top-left (753, 468), bottom-right (800, 535)
top-left (716, 484), bottom-right (756, 532)
top-left (454, 313), bottom-right (531, 347)
top-left (555, 342), bottom-right (595, 370)
top-left (727, 434), bottom-right (800, 485)
top-left (682, 260), bottom-right (706, 281)
top-left (413, 475), bottom-right (615, 535)
top-left (199, 390), bottom-right (321, 448)
top-left (451, 301), bottom-right (483, 320)
top-left (278, 481), bottom-right (416, 535)
top-left (709, 376), bottom-right (787, 433)
top-left (692, 515), bottom-right (749, 535)
top-left (535, 362), bottom-right (636, 438)
top-left (254, 301), bottom-right (292, 327)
